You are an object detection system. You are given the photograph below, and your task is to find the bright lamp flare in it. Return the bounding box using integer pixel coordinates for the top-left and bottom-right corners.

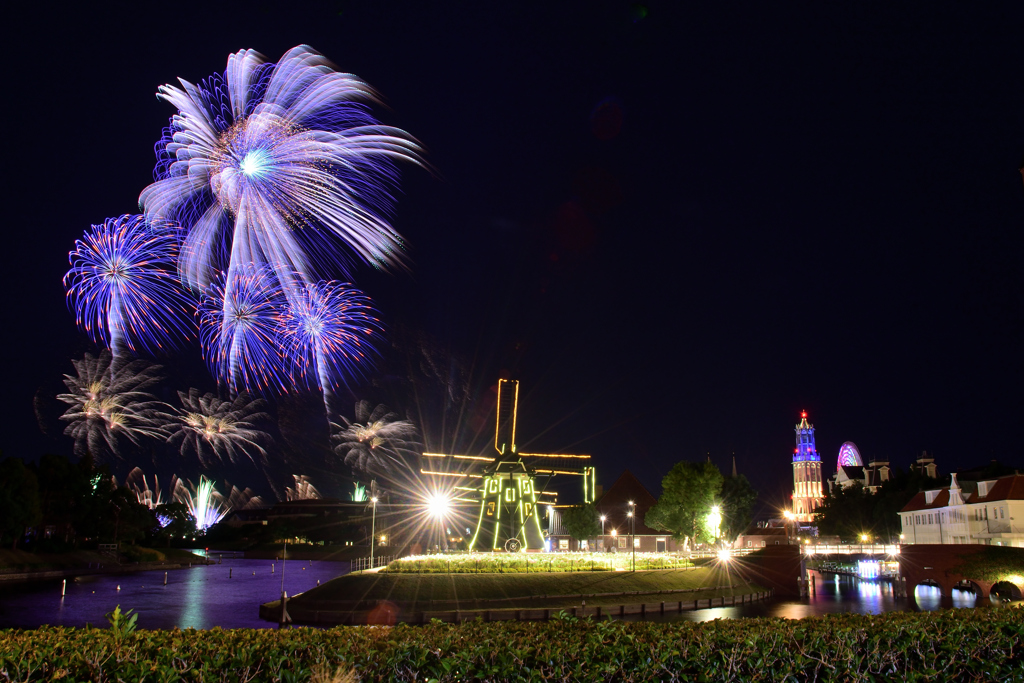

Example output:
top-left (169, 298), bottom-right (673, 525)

top-left (64, 214), bottom-right (194, 358)
top-left (140, 45), bottom-right (424, 302)
top-left (428, 492), bottom-right (451, 518)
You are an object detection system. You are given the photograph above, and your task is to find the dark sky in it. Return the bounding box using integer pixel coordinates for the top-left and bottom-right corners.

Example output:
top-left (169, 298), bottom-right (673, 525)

top-left (4, 1), bottom-right (1023, 512)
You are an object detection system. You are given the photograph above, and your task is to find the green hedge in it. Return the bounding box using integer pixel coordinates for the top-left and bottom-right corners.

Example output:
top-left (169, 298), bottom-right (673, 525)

top-left (384, 553), bottom-right (693, 574)
top-left (3, 609), bottom-right (1022, 681)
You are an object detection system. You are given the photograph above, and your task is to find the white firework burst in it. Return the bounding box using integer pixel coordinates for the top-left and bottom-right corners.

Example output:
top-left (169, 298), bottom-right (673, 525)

top-left (331, 400), bottom-right (418, 479)
top-left (57, 350), bottom-right (163, 460)
top-left (164, 388), bottom-right (271, 466)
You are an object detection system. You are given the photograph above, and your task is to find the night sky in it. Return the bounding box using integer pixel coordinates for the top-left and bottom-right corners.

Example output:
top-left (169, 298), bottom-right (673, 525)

top-left (4, 1), bottom-right (1023, 514)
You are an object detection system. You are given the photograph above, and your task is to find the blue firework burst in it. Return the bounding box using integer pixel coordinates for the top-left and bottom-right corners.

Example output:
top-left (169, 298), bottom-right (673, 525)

top-left (64, 214), bottom-right (194, 358)
top-left (140, 45), bottom-right (424, 299)
top-left (278, 281), bottom-right (382, 395)
top-left (199, 265), bottom-right (288, 393)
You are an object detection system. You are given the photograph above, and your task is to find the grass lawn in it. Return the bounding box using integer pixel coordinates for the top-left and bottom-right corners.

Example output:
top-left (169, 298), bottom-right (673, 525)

top-left (290, 565), bottom-right (761, 611)
top-left (0, 547), bottom-right (203, 573)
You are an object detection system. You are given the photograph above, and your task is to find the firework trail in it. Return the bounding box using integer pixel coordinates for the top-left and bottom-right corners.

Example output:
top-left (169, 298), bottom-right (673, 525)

top-left (278, 281), bottom-right (382, 405)
top-left (64, 214), bottom-right (194, 360)
top-left (57, 351), bottom-right (164, 459)
top-left (172, 476), bottom-right (226, 531)
top-left (125, 467), bottom-right (177, 527)
top-left (125, 466), bottom-right (165, 508)
top-left (172, 476), bottom-right (263, 531)
top-left (199, 264), bottom-right (288, 393)
top-left (164, 388), bottom-right (271, 466)
top-left (332, 401), bottom-right (418, 480)
top-left (285, 475), bottom-right (321, 501)
top-left (139, 45), bottom-right (424, 306)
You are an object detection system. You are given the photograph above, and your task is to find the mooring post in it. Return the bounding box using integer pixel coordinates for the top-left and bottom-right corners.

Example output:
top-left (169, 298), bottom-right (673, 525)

top-left (163, 572), bottom-right (168, 585)
top-left (279, 591), bottom-right (292, 629)
top-left (229, 568), bottom-right (232, 578)
top-left (62, 579), bottom-right (66, 597)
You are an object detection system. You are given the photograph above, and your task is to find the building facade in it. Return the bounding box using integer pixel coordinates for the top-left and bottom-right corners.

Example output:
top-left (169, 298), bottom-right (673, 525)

top-left (899, 473), bottom-right (1024, 547)
top-left (791, 411), bottom-right (824, 522)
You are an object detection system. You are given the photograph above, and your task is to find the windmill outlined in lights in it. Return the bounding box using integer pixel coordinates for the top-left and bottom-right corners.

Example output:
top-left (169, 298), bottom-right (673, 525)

top-left (421, 379), bottom-right (596, 551)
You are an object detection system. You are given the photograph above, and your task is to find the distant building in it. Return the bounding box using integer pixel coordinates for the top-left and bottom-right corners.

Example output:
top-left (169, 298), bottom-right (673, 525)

top-left (827, 441), bottom-right (892, 494)
top-left (910, 451), bottom-right (938, 479)
top-left (791, 411), bottom-right (824, 522)
top-left (547, 470), bottom-right (679, 552)
top-left (732, 525), bottom-right (791, 549)
top-left (899, 473), bottom-right (1024, 547)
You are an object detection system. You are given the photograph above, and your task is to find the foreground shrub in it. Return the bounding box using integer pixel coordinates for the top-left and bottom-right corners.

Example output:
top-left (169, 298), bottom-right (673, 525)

top-left (1, 608), bottom-right (1021, 682)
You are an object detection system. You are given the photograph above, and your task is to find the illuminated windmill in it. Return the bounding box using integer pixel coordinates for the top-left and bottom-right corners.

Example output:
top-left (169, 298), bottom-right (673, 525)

top-left (422, 379), bottom-right (596, 552)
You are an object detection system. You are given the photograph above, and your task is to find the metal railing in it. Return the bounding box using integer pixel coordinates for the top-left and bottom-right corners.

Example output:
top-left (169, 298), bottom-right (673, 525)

top-left (351, 555), bottom-right (394, 572)
top-left (803, 544), bottom-right (899, 555)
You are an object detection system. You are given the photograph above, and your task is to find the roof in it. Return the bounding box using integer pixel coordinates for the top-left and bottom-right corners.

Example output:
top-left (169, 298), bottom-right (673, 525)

top-left (595, 470), bottom-right (660, 535)
top-left (900, 474), bottom-right (1024, 513)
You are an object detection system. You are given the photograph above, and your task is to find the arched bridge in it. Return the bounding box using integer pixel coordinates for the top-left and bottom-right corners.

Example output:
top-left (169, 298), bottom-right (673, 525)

top-left (898, 544), bottom-right (1024, 599)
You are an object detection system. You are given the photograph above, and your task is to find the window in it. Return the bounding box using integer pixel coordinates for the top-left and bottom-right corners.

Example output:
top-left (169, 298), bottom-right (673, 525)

top-left (634, 537), bottom-right (641, 548)
top-left (618, 537), bottom-right (627, 549)
top-left (761, 541), bottom-right (766, 547)
top-left (558, 539), bottom-right (568, 550)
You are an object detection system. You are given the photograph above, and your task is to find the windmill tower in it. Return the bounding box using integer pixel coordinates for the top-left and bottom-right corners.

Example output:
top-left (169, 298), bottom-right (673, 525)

top-left (421, 378), bottom-right (595, 551)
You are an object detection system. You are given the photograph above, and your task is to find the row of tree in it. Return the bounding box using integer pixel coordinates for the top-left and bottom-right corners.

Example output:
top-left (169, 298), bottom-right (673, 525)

top-left (556, 461), bottom-right (758, 549)
top-left (0, 453), bottom-right (192, 551)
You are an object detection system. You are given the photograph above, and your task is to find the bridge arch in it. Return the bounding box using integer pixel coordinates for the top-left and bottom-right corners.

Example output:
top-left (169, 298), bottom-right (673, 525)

top-left (990, 580), bottom-right (1023, 602)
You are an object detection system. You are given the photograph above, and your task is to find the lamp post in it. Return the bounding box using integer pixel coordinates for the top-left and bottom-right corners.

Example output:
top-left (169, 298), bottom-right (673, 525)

top-left (783, 510), bottom-right (795, 544)
top-left (708, 505), bottom-right (722, 548)
top-left (369, 496), bottom-right (378, 569)
top-left (600, 515), bottom-right (606, 550)
top-left (628, 500), bottom-right (636, 572)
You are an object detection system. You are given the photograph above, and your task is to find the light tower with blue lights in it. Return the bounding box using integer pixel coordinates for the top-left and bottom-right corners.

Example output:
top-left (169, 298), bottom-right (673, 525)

top-left (792, 411), bottom-right (824, 523)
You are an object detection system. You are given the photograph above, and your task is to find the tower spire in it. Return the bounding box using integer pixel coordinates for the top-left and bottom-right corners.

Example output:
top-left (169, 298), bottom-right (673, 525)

top-left (791, 410), bottom-right (824, 523)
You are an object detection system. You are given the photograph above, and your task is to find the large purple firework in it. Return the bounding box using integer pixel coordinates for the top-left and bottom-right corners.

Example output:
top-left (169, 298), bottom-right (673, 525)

top-left (64, 214), bottom-right (194, 359)
top-left (199, 264), bottom-right (288, 393)
top-left (139, 45), bottom-right (423, 302)
top-left (278, 281), bottom-right (382, 398)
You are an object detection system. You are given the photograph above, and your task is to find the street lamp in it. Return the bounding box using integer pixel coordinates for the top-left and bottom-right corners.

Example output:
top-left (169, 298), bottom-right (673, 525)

top-left (600, 514), bottom-right (606, 549)
top-left (428, 492), bottom-right (450, 552)
top-left (708, 505), bottom-right (722, 547)
top-left (369, 496), bottom-right (378, 569)
top-left (628, 500), bottom-right (636, 572)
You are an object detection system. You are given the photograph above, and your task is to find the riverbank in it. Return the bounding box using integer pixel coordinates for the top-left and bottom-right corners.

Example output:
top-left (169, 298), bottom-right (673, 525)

top-left (0, 548), bottom-right (207, 584)
top-left (261, 566), bottom-right (766, 625)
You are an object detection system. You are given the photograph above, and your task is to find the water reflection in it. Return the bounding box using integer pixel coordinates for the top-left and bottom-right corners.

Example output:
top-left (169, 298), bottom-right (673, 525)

top-left (0, 558), bottom-right (346, 630)
top-left (625, 571), bottom-right (985, 623)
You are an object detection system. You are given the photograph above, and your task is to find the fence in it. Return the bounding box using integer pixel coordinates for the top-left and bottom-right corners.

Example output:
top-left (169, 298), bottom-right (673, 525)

top-left (351, 555), bottom-right (395, 573)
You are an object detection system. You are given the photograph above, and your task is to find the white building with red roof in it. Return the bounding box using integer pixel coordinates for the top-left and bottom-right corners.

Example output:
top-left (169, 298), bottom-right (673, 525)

top-left (899, 473), bottom-right (1024, 547)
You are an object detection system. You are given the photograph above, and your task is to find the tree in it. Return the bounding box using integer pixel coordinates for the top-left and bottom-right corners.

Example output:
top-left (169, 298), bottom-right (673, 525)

top-left (153, 503), bottom-right (196, 547)
top-left (0, 456), bottom-right (42, 550)
top-left (560, 503), bottom-right (601, 550)
top-left (719, 474), bottom-right (758, 541)
top-left (645, 461), bottom-right (723, 548)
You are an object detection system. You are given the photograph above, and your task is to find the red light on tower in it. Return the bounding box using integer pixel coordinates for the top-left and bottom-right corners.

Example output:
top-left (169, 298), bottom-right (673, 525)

top-left (801, 411), bottom-right (807, 419)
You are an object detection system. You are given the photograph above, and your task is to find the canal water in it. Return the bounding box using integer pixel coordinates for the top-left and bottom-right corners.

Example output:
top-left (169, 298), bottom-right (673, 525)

top-left (0, 556), bottom-right (347, 630)
top-left (0, 566), bottom-right (990, 630)
top-left (623, 570), bottom-right (988, 623)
